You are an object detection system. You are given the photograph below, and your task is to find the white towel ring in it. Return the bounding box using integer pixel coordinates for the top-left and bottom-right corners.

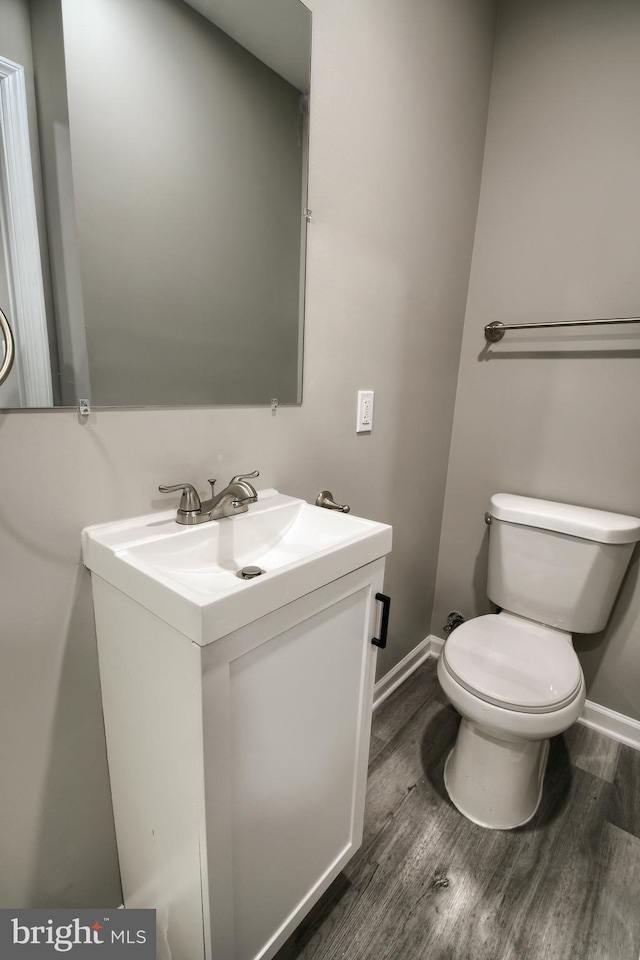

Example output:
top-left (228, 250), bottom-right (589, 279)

top-left (0, 307), bottom-right (15, 386)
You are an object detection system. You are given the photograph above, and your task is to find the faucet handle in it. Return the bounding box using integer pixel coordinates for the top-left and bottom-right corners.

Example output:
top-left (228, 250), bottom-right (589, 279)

top-left (316, 490), bottom-right (351, 513)
top-left (230, 470), bottom-right (260, 484)
top-left (158, 483), bottom-right (202, 514)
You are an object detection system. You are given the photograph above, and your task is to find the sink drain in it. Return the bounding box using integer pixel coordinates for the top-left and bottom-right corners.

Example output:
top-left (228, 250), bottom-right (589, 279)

top-left (237, 565), bottom-right (265, 580)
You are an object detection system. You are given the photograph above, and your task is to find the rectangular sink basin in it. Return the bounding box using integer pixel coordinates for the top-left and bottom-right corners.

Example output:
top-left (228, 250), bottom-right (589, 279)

top-left (83, 489), bottom-right (392, 644)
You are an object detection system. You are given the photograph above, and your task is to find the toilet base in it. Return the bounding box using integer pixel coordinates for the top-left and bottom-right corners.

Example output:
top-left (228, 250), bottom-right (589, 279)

top-left (444, 719), bottom-right (549, 830)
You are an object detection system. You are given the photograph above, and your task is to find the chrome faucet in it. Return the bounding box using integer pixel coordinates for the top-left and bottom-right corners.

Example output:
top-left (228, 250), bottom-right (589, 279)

top-left (159, 471), bottom-right (259, 525)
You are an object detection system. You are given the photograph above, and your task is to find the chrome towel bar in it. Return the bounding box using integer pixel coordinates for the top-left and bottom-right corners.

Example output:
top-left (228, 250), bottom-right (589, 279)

top-left (485, 316), bottom-right (640, 343)
top-left (0, 307), bottom-right (15, 386)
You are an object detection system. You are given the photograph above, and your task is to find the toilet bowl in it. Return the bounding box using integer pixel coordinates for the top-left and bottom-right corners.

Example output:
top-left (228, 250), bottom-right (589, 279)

top-left (437, 612), bottom-right (585, 829)
top-left (437, 494), bottom-right (640, 830)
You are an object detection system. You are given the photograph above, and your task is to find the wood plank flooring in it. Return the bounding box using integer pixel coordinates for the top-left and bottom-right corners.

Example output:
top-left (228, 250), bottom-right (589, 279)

top-left (274, 659), bottom-right (640, 960)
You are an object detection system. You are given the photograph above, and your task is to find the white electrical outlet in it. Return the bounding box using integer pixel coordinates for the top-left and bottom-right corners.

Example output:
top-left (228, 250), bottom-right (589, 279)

top-left (356, 390), bottom-right (374, 433)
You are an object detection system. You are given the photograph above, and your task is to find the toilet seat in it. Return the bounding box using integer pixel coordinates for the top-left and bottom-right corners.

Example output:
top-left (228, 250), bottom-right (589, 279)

top-left (442, 614), bottom-right (583, 713)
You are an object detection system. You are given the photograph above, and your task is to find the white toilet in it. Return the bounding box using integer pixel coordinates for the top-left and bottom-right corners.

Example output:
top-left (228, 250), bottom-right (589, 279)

top-left (437, 493), bottom-right (640, 830)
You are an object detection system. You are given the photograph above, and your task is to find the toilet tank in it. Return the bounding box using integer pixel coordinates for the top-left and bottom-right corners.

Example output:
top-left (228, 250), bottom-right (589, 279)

top-left (487, 494), bottom-right (640, 633)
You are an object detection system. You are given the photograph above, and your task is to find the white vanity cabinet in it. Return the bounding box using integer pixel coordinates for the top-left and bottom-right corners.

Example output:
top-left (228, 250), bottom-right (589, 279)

top-left (85, 492), bottom-right (391, 960)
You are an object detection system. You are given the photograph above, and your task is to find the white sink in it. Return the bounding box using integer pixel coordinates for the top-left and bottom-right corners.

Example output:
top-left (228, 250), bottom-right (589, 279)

top-left (82, 489), bottom-right (392, 644)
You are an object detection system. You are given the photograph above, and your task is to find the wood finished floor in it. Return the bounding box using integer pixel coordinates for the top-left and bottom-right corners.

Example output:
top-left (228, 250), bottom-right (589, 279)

top-left (275, 659), bottom-right (640, 960)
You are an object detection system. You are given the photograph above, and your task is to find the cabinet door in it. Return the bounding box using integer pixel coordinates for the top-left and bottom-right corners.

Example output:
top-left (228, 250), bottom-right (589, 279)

top-left (201, 560), bottom-right (385, 960)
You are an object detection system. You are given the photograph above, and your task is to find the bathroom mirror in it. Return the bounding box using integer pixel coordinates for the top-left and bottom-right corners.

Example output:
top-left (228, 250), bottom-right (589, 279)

top-left (0, 0), bottom-right (311, 408)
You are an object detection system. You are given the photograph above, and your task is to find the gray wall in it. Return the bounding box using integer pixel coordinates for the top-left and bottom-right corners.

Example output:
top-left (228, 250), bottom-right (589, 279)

top-left (62, 0), bottom-right (303, 406)
top-left (433, 0), bottom-right (640, 722)
top-left (0, 0), bottom-right (496, 907)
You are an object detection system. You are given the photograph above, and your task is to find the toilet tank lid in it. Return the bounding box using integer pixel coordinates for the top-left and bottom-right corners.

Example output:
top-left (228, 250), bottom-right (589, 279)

top-left (489, 494), bottom-right (640, 544)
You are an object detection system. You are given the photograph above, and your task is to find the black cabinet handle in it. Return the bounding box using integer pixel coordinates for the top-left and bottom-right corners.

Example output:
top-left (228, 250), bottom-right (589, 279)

top-left (371, 593), bottom-right (391, 649)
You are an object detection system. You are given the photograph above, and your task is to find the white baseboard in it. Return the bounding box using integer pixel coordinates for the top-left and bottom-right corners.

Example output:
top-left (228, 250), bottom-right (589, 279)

top-left (578, 700), bottom-right (640, 751)
top-left (373, 636), bottom-right (438, 710)
top-left (373, 634), bottom-right (444, 710)
top-left (430, 635), bottom-right (444, 658)
top-left (375, 632), bottom-right (640, 752)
